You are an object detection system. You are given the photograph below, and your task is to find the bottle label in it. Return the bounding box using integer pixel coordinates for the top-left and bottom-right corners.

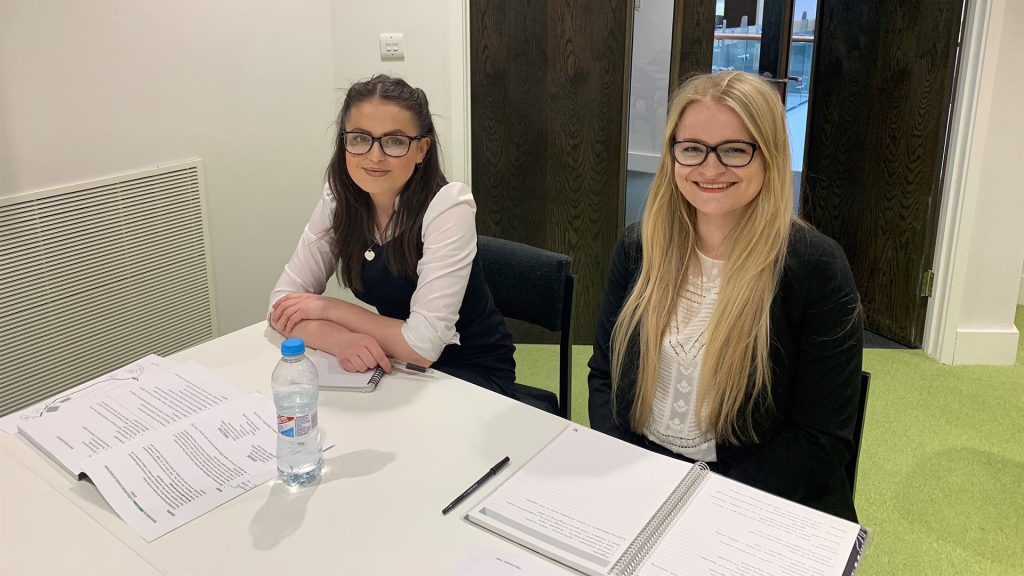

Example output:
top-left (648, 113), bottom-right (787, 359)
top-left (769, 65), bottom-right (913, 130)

top-left (277, 411), bottom-right (318, 438)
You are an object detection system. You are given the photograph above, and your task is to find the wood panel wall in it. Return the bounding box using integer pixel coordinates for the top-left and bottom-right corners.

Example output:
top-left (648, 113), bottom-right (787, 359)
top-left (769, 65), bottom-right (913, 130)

top-left (669, 0), bottom-right (716, 91)
top-left (723, 0), bottom-right (759, 27)
top-left (470, 0), bottom-right (632, 344)
top-left (801, 0), bottom-right (965, 345)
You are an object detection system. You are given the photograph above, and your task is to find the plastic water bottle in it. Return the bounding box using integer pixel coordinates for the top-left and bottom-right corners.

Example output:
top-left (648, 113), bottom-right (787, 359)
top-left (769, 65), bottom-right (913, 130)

top-left (272, 338), bottom-right (323, 487)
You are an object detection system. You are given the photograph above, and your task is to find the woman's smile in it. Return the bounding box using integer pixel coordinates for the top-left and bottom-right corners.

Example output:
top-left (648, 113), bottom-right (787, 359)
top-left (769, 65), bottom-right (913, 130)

top-left (691, 180), bottom-right (737, 193)
top-left (345, 99), bottom-right (428, 202)
top-left (362, 166), bottom-right (391, 177)
top-left (674, 99), bottom-right (765, 230)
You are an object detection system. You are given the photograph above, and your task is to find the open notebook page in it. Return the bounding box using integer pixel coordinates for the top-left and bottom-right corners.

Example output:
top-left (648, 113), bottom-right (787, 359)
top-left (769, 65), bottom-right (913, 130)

top-left (468, 426), bottom-right (694, 576)
top-left (638, 472), bottom-right (863, 576)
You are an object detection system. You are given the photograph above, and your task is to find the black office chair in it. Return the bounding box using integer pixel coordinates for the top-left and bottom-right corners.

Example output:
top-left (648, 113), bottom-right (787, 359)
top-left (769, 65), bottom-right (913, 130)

top-left (847, 371), bottom-right (871, 498)
top-left (477, 236), bottom-right (575, 419)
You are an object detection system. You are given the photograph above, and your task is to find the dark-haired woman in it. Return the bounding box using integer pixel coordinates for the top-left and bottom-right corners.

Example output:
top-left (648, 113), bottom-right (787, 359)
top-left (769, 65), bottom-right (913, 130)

top-left (269, 75), bottom-right (515, 396)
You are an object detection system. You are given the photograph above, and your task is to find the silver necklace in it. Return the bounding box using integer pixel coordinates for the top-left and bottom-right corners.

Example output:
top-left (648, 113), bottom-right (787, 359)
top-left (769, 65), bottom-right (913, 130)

top-left (367, 214), bottom-right (394, 262)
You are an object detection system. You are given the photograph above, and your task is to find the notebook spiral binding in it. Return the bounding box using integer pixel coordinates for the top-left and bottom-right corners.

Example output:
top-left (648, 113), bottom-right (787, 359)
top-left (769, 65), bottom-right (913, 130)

top-left (368, 367), bottom-right (385, 387)
top-left (609, 461), bottom-right (710, 576)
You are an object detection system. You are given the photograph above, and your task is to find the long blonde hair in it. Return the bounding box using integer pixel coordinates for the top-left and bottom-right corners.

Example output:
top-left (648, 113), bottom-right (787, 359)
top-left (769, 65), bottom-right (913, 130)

top-left (610, 72), bottom-right (793, 444)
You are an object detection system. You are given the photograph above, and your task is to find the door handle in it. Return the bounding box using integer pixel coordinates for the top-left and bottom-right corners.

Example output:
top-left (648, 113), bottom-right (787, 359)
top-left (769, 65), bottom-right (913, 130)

top-left (760, 72), bottom-right (802, 83)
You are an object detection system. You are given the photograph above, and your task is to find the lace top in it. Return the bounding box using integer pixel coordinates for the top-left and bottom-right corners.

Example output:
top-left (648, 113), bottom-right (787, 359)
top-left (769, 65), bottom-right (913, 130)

top-left (644, 251), bottom-right (723, 461)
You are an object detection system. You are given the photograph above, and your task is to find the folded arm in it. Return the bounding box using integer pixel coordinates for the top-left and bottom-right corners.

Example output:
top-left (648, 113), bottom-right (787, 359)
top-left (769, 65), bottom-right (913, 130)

top-left (269, 183), bottom-right (477, 371)
top-left (274, 318), bottom-right (388, 373)
top-left (273, 296), bottom-right (431, 367)
top-left (267, 186), bottom-right (391, 372)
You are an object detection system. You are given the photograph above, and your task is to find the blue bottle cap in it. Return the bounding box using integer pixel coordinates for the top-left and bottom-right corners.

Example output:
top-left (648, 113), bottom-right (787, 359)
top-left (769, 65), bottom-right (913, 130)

top-left (281, 338), bottom-right (305, 357)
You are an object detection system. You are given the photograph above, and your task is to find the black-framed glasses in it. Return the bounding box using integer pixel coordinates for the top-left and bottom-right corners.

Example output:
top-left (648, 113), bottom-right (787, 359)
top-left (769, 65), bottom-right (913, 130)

top-left (342, 131), bottom-right (428, 158)
top-left (671, 139), bottom-right (759, 167)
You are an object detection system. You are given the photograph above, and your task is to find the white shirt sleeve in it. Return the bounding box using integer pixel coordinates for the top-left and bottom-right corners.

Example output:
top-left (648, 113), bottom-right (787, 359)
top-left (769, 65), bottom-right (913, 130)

top-left (401, 182), bottom-right (477, 361)
top-left (268, 184), bottom-right (337, 311)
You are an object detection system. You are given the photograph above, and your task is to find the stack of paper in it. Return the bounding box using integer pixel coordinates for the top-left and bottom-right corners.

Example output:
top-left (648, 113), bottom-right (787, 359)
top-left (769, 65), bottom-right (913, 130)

top-left (4, 356), bottom-right (278, 542)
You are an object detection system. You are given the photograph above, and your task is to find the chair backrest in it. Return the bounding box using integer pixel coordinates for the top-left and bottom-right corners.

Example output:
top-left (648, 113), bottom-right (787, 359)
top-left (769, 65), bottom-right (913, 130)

top-left (847, 371), bottom-right (871, 498)
top-left (477, 236), bottom-right (573, 330)
top-left (476, 236), bottom-right (575, 418)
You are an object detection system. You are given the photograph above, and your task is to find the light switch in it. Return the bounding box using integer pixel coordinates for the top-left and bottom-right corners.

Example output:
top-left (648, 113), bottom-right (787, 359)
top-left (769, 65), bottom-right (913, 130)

top-left (379, 33), bottom-right (405, 61)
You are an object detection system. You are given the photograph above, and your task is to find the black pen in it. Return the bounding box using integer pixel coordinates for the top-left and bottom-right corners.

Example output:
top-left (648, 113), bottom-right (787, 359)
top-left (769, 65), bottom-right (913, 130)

top-left (441, 456), bottom-right (511, 515)
top-left (389, 358), bottom-right (431, 374)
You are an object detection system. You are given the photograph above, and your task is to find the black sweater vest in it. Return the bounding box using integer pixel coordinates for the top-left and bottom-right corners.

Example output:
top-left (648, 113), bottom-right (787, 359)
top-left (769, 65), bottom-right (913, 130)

top-left (352, 245), bottom-right (516, 397)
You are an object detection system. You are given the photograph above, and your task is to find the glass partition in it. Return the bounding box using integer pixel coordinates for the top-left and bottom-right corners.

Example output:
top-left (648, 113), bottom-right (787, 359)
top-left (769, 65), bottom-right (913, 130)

top-left (624, 0), bottom-right (673, 225)
top-left (625, 0), bottom-right (818, 222)
top-left (711, 0), bottom-right (818, 207)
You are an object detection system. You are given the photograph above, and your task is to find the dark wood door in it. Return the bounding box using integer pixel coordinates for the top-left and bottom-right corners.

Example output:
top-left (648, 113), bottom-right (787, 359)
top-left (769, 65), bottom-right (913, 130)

top-left (669, 0), bottom-right (715, 86)
top-left (758, 0), bottom-right (795, 101)
top-left (801, 0), bottom-right (965, 346)
top-left (672, 0), bottom-right (965, 347)
top-left (469, 0), bottom-right (633, 343)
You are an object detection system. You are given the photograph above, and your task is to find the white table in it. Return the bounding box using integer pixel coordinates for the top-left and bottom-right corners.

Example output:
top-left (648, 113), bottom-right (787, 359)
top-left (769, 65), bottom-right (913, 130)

top-left (0, 322), bottom-right (570, 575)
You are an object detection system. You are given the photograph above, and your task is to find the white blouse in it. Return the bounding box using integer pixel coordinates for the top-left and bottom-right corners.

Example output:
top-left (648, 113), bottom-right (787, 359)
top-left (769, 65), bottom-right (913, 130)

top-left (269, 182), bottom-right (477, 361)
top-left (644, 251), bottom-right (723, 462)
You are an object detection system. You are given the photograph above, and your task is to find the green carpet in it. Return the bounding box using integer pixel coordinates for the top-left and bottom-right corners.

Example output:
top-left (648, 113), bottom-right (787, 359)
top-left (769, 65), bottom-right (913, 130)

top-left (513, 306), bottom-right (1024, 575)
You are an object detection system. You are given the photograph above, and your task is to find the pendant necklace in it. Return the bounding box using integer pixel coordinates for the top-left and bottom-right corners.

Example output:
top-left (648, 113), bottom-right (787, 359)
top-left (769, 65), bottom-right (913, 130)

top-left (366, 212), bottom-right (394, 262)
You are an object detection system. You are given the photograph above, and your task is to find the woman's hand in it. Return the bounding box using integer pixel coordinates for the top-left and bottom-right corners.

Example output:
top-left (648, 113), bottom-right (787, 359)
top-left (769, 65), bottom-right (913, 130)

top-left (333, 332), bottom-right (393, 373)
top-left (270, 293), bottom-right (340, 335)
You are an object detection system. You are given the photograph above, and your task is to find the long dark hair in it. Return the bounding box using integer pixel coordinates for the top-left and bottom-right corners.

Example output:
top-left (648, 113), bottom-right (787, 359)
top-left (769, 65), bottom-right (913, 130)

top-left (326, 75), bottom-right (447, 291)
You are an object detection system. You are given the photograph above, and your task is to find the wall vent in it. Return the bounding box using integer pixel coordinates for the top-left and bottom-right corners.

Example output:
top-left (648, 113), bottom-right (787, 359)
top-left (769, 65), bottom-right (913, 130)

top-left (0, 160), bottom-right (215, 416)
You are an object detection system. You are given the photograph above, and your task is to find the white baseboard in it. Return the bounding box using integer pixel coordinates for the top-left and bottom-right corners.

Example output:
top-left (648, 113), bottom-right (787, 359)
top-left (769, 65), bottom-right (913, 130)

top-left (1018, 275), bottom-right (1024, 305)
top-left (627, 152), bottom-right (660, 174)
top-left (953, 326), bottom-right (1020, 365)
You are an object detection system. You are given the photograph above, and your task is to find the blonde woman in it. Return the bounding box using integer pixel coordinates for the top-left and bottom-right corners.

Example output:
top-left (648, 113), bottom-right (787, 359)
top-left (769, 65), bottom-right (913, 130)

top-left (588, 72), bottom-right (862, 521)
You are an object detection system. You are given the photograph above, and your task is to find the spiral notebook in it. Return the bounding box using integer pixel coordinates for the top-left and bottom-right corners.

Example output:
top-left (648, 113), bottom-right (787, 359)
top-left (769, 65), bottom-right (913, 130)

top-left (467, 426), bottom-right (869, 576)
top-left (309, 350), bottom-right (385, 392)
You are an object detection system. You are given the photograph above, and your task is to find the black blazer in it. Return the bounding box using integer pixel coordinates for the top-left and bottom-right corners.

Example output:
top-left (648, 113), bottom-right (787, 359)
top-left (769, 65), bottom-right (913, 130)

top-left (588, 222), bottom-right (863, 521)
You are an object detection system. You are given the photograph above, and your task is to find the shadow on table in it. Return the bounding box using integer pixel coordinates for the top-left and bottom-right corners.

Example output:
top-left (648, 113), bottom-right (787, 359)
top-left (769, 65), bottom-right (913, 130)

top-left (249, 448), bottom-right (394, 549)
top-left (320, 448), bottom-right (395, 482)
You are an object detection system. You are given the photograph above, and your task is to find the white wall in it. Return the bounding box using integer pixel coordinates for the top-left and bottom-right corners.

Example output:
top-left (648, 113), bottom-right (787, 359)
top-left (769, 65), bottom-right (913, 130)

top-left (1019, 255), bottom-right (1024, 307)
top-left (3, 0), bottom-right (1019, 360)
top-left (330, 0), bottom-right (469, 183)
top-left (0, 0), bottom-right (337, 335)
top-left (926, 0), bottom-right (1024, 364)
top-left (315, 0), bottom-right (469, 308)
top-left (0, 3), bottom-right (5, 193)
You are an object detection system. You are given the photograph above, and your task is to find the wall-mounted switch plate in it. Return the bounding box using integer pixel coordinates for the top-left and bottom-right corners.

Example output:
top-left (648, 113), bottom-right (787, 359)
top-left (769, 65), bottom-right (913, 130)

top-left (379, 33), bottom-right (405, 60)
